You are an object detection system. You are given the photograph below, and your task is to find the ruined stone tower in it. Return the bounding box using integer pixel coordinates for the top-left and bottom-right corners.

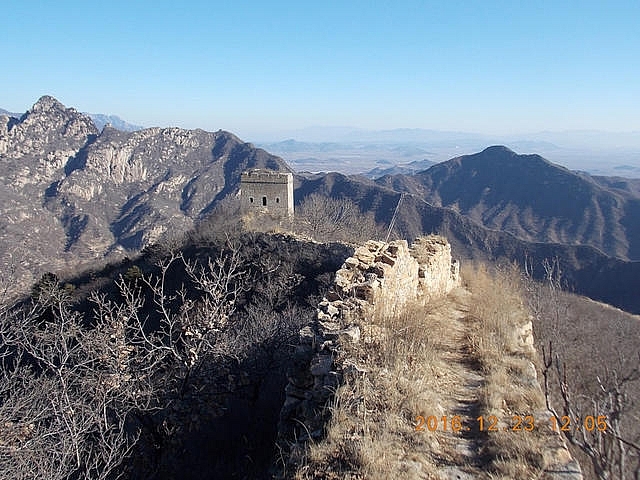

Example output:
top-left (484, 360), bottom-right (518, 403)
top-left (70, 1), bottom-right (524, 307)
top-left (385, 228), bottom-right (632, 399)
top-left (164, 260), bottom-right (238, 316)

top-left (240, 169), bottom-right (294, 218)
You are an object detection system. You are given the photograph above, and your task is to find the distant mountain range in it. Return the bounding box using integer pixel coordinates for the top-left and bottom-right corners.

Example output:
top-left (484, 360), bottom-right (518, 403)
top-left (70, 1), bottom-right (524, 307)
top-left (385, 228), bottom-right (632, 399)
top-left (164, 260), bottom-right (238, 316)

top-left (295, 168), bottom-right (640, 314)
top-left (0, 108), bottom-right (21, 118)
top-left (363, 159), bottom-right (435, 179)
top-left (86, 113), bottom-right (143, 132)
top-left (375, 146), bottom-right (640, 260)
top-left (259, 139), bottom-right (436, 175)
top-left (0, 106), bottom-right (143, 132)
top-left (260, 125), bottom-right (640, 150)
top-left (258, 126), bottom-right (640, 177)
top-left (2, 96), bottom-right (639, 314)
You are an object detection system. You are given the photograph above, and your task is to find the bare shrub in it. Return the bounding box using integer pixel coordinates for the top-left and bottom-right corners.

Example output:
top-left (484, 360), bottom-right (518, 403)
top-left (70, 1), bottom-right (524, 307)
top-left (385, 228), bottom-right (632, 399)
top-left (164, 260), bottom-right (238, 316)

top-left (1, 231), bottom-right (348, 479)
top-left (0, 240), bottom-right (248, 479)
top-left (0, 283), bottom-right (142, 480)
top-left (295, 193), bottom-right (384, 243)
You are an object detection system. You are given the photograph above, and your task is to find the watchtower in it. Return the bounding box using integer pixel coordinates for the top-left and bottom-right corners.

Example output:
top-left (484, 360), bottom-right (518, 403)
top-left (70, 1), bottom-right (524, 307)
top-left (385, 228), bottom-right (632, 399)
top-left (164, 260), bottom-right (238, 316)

top-left (240, 169), bottom-right (294, 218)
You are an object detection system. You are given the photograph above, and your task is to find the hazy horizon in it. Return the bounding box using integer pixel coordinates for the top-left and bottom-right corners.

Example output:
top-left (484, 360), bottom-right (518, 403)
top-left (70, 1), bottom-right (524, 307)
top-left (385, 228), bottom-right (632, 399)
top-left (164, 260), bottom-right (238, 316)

top-left (5, 94), bottom-right (640, 177)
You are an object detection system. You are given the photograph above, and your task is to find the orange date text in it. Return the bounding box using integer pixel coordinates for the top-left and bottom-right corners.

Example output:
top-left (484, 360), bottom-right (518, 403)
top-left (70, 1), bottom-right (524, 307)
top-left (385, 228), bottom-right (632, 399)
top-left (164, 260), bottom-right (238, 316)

top-left (414, 414), bottom-right (608, 433)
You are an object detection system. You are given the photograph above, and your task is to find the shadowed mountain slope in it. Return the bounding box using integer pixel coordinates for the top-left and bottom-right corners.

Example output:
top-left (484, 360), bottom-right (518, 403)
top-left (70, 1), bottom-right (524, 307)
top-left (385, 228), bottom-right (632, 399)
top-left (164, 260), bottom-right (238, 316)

top-left (592, 175), bottom-right (640, 198)
top-left (295, 172), bottom-right (640, 314)
top-left (375, 146), bottom-right (640, 260)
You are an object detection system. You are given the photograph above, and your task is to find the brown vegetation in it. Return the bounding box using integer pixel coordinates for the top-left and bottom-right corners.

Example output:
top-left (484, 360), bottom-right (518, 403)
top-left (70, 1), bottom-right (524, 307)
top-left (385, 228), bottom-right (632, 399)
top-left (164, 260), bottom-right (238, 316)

top-left (294, 298), bottom-right (456, 479)
top-left (463, 263), bottom-right (548, 477)
top-left (0, 232), bottom-right (353, 479)
top-left (294, 193), bottom-right (384, 244)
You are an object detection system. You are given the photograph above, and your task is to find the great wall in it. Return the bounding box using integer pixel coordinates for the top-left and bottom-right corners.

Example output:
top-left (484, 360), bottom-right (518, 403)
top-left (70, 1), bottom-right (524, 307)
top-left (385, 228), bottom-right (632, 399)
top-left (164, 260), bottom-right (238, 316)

top-left (277, 235), bottom-right (583, 479)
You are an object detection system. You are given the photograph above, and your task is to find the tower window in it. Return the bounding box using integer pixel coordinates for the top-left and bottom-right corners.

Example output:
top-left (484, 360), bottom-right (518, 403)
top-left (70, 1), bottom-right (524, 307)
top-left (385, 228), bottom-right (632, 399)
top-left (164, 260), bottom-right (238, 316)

top-left (276, 197), bottom-right (280, 203)
top-left (262, 196), bottom-right (267, 206)
top-left (249, 197), bottom-right (254, 203)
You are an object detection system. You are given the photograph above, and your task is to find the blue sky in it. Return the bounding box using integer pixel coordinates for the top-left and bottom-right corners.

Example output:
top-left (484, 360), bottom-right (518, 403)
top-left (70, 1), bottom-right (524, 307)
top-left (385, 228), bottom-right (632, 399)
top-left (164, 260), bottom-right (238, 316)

top-left (2, 0), bottom-right (639, 140)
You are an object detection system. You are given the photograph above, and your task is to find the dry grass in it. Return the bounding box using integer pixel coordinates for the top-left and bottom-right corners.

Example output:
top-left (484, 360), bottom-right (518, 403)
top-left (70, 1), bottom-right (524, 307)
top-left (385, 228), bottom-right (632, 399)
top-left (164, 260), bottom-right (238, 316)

top-left (463, 262), bottom-right (548, 478)
top-left (294, 296), bottom-right (464, 480)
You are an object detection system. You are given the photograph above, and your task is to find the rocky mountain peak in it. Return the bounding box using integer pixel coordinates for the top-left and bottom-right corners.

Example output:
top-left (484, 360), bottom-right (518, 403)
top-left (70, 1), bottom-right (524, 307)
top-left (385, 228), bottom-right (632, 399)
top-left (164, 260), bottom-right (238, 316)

top-left (21, 95), bottom-right (97, 135)
top-left (29, 95), bottom-right (67, 113)
top-left (0, 96), bottom-right (98, 161)
top-left (0, 96), bottom-right (293, 297)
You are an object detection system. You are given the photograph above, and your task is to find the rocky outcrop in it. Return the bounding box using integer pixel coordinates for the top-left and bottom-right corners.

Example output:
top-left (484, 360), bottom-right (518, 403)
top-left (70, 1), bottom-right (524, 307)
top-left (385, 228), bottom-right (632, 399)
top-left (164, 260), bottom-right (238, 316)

top-left (0, 96), bottom-right (291, 296)
top-left (0, 97), bottom-right (99, 293)
top-left (0, 96), bottom-right (97, 161)
top-left (278, 237), bottom-right (460, 462)
top-left (412, 235), bottom-right (460, 299)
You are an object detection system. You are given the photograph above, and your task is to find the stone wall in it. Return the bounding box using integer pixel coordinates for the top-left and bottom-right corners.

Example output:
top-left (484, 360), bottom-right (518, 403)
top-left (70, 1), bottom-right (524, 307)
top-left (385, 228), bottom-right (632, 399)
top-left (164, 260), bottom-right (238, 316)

top-left (277, 236), bottom-right (460, 462)
top-left (412, 235), bottom-right (460, 300)
top-left (334, 240), bottom-right (418, 317)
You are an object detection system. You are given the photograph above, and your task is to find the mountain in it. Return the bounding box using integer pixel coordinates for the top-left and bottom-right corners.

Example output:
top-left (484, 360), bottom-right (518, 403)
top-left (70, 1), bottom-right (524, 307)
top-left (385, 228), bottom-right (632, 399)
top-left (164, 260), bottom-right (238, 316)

top-left (375, 145), bottom-right (640, 260)
top-left (3, 97), bottom-right (639, 314)
top-left (0, 96), bottom-right (290, 295)
top-left (591, 175), bottom-right (640, 198)
top-left (0, 108), bottom-right (20, 118)
top-left (86, 113), bottom-right (143, 132)
top-left (0, 105), bottom-right (143, 132)
top-left (259, 127), bottom-right (640, 178)
top-left (295, 170), bottom-right (640, 314)
top-left (260, 139), bottom-right (437, 175)
top-left (363, 159), bottom-right (435, 179)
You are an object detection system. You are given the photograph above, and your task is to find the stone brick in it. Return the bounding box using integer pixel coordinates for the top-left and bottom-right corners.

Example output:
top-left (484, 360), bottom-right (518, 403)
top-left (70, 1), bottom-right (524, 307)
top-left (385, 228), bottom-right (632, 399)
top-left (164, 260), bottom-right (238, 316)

top-left (338, 325), bottom-right (361, 344)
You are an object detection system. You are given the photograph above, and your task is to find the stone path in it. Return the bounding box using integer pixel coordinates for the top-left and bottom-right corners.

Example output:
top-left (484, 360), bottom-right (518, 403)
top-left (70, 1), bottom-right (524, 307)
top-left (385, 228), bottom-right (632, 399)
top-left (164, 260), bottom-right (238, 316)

top-left (435, 290), bottom-right (489, 479)
top-left (426, 289), bottom-right (583, 479)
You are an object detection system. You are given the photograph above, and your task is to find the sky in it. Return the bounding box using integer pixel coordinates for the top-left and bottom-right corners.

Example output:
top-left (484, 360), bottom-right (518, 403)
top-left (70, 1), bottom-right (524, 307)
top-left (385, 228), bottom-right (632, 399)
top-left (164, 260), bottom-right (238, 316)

top-left (2, 0), bottom-right (640, 141)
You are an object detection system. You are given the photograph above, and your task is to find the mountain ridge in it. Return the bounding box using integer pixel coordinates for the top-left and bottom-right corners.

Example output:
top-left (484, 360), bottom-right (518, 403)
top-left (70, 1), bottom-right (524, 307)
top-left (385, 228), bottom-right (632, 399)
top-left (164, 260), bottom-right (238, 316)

top-left (1, 98), bottom-right (143, 132)
top-left (3, 96), bottom-right (640, 315)
top-left (295, 169), bottom-right (640, 314)
top-left (375, 145), bottom-right (640, 260)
